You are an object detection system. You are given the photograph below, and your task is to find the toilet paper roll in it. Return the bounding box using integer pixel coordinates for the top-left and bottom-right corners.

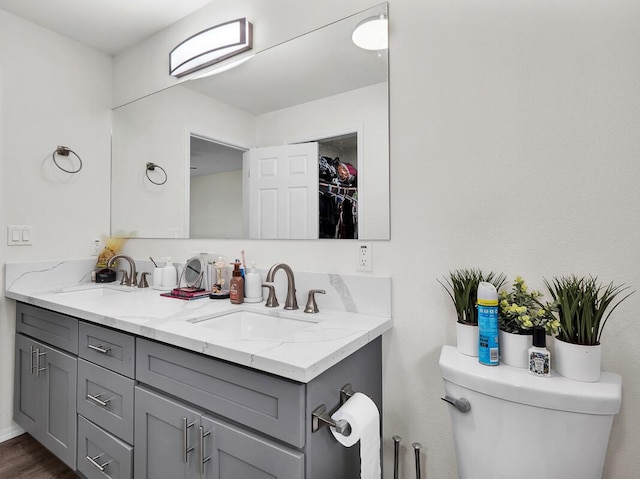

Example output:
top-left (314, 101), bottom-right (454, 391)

top-left (330, 392), bottom-right (381, 479)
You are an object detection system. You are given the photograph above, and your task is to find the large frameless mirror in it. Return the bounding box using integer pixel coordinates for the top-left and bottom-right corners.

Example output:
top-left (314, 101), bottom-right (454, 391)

top-left (111, 3), bottom-right (389, 240)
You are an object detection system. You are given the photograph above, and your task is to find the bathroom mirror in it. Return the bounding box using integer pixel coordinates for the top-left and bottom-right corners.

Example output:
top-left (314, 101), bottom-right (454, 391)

top-left (111, 3), bottom-right (389, 240)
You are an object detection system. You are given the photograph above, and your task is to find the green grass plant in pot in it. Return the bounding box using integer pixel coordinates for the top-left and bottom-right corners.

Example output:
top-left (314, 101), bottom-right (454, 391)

top-left (498, 276), bottom-right (559, 368)
top-left (544, 275), bottom-right (634, 382)
top-left (439, 268), bottom-right (506, 357)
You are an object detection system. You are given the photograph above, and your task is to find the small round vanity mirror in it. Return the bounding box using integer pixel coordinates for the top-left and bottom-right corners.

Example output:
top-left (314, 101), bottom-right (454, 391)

top-left (181, 256), bottom-right (204, 289)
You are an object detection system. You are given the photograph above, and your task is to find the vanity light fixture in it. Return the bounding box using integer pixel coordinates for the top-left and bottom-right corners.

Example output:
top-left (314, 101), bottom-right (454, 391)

top-left (169, 17), bottom-right (253, 78)
top-left (352, 14), bottom-right (388, 51)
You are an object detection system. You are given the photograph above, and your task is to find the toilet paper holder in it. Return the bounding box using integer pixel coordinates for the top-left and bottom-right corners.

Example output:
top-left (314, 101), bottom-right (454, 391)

top-left (311, 383), bottom-right (355, 436)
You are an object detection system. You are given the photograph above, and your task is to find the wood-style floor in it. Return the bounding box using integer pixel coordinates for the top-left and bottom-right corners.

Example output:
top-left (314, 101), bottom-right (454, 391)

top-left (0, 433), bottom-right (80, 479)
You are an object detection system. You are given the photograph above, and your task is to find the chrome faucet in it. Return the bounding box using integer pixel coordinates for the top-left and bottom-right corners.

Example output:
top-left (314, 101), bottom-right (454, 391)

top-left (265, 263), bottom-right (298, 310)
top-left (107, 254), bottom-right (137, 287)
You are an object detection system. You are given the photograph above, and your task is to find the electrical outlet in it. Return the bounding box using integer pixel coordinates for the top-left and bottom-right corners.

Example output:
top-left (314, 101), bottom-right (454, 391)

top-left (357, 242), bottom-right (373, 272)
top-left (91, 238), bottom-right (102, 256)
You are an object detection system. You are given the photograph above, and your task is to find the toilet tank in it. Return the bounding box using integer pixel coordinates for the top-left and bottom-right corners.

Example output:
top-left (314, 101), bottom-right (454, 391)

top-left (439, 345), bottom-right (621, 479)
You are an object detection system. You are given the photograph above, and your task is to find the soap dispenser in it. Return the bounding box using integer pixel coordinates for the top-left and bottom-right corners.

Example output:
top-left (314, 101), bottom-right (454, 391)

top-left (161, 257), bottom-right (177, 288)
top-left (244, 262), bottom-right (263, 303)
top-left (229, 262), bottom-right (244, 304)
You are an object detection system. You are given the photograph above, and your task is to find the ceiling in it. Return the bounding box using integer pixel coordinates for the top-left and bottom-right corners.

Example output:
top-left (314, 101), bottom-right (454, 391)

top-left (0, 0), bottom-right (214, 55)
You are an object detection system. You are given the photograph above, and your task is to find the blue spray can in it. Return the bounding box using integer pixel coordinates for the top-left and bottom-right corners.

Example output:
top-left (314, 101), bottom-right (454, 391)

top-left (478, 282), bottom-right (499, 366)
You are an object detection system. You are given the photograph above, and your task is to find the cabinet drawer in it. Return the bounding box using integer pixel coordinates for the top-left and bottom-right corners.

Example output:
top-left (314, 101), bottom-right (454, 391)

top-left (136, 339), bottom-right (306, 448)
top-left (79, 322), bottom-right (135, 378)
top-left (78, 415), bottom-right (133, 479)
top-left (16, 302), bottom-right (78, 354)
top-left (77, 359), bottom-right (134, 444)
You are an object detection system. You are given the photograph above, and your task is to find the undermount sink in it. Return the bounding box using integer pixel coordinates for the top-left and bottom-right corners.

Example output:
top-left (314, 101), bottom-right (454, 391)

top-left (189, 310), bottom-right (319, 340)
top-left (53, 285), bottom-right (134, 299)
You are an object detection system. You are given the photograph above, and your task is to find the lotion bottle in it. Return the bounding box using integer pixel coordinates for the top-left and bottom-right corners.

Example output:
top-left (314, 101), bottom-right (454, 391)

top-left (161, 257), bottom-right (177, 288)
top-left (244, 262), bottom-right (263, 303)
top-left (529, 326), bottom-right (551, 377)
top-left (229, 262), bottom-right (244, 304)
top-left (477, 282), bottom-right (499, 366)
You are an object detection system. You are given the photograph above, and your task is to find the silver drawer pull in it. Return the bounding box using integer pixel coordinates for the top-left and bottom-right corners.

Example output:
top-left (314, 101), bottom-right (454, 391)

top-left (199, 426), bottom-right (211, 476)
top-left (36, 350), bottom-right (46, 377)
top-left (30, 346), bottom-right (37, 375)
top-left (183, 417), bottom-right (195, 463)
top-left (86, 453), bottom-right (110, 472)
top-left (87, 343), bottom-right (112, 354)
top-left (87, 393), bottom-right (111, 408)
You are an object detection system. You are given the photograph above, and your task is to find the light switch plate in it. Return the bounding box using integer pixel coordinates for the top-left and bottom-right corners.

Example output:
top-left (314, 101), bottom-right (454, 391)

top-left (7, 225), bottom-right (33, 246)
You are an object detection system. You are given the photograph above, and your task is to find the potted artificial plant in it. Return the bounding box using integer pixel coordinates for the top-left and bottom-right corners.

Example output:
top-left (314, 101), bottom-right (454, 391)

top-left (439, 268), bottom-right (506, 357)
top-left (544, 275), bottom-right (633, 382)
top-left (498, 276), bottom-right (559, 368)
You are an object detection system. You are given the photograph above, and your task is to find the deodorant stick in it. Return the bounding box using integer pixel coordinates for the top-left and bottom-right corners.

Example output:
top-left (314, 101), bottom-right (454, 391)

top-left (477, 282), bottom-right (499, 366)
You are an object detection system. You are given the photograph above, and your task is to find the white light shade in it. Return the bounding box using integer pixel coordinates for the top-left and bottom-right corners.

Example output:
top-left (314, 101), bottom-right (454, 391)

top-left (352, 15), bottom-right (388, 51)
top-left (170, 18), bottom-right (252, 77)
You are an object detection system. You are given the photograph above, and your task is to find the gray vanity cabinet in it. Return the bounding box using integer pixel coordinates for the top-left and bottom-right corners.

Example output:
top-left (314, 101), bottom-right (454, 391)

top-left (13, 332), bottom-right (78, 469)
top-left (13, 302), bottom-right (383, 479)
top-left (135, 337), bottom-right (383, 479)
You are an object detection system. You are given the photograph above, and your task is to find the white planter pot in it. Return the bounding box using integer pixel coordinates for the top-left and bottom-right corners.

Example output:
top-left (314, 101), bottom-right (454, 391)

top-left (499, 330), bottom-right (533, 368)
top-left (554, 337), bottom-right (602, 382)
top-left (456, 322), bottom-right (478, 357)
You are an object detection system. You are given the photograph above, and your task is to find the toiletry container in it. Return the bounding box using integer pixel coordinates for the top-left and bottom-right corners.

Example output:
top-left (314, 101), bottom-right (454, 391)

top-left (477, 282), bottom-right (499, 366)
top-left (152, 267), bottom-right (163, 288)
top-left (528, 326), bottom-right (551, 376)
top-left (229, 262), bottom-right (244, 304)
top-left (244, 262), bottom-right (263, 303)
top-left (161, 257), bottom-right (177, 288)
top-left (439, 345), bottom-right (621, 479)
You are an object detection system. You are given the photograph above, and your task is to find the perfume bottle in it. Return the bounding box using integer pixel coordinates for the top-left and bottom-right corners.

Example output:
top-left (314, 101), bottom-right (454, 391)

top-left (529, 326), bottom-right (551, 377)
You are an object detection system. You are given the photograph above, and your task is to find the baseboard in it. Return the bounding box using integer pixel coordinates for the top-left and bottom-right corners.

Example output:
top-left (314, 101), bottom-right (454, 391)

top-left (0, 423), bottom-right (25, 443)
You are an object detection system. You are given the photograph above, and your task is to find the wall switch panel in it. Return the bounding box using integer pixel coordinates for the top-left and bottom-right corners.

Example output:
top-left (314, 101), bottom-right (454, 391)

top-left (357, 242), bottom-right (373, 272)
top-left (7, 225), bottom-right (33, 246)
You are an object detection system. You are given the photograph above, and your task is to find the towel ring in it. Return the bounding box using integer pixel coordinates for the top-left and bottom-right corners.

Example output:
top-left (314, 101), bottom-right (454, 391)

top-left (52, 146), bottom-right (82, 174)
top-left (146, 162), bottom-right (167, 185)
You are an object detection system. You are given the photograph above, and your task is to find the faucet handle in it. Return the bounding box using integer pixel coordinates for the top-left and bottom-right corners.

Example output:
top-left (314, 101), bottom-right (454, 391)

top-left (262, 283), bottom-right (278, 308)
top-left (138, 272), bottom-right (149, 288)
top-left (304, 289), bottom-right (326, 314)
top-left (120, 270), bottom-right (129, 286)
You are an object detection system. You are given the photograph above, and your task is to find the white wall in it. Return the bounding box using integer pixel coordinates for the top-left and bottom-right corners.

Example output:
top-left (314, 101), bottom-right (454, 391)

top-left (0, 9), bottom-right (112, 439)
top-left (1, 0), bottom-right (639, 478)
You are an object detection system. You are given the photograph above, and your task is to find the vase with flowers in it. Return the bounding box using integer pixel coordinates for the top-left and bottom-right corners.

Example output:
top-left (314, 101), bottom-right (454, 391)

top-left (498, 276), bottom-right (559, 368)
top-left (439, 268), bottom-right (506, 357)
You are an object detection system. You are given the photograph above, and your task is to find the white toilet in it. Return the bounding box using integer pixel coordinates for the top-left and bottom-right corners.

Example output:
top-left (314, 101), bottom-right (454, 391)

top-left (439, 345), bottom-right (622, 479)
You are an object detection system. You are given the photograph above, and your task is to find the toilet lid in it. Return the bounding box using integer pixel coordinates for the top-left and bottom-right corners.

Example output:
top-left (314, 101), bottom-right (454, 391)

top-left (439, 345), bottom-right (621, 415)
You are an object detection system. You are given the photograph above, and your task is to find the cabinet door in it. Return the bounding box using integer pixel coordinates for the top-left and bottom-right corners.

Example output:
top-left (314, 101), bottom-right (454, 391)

top-left (134, 386), bottom-right (201, 479)
top-left (13, 334), bottom-right (41, 434)
top-left (201, 416), bottom-right (304, 479)
top-left (39, 343), bottom-right (78, 470)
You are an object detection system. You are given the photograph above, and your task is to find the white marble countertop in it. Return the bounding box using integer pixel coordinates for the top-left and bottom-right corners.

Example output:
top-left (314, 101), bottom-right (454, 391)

top-left (5, 259), bottom-right (392, 383)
